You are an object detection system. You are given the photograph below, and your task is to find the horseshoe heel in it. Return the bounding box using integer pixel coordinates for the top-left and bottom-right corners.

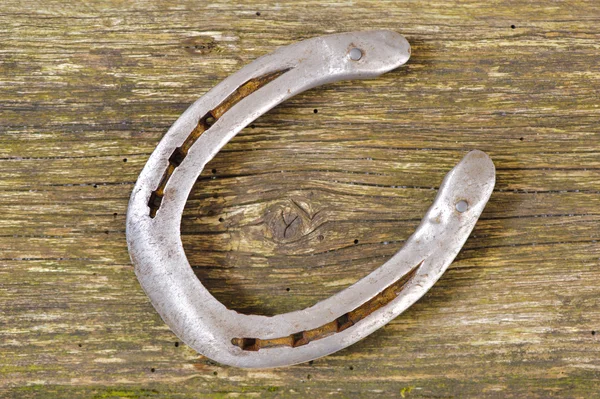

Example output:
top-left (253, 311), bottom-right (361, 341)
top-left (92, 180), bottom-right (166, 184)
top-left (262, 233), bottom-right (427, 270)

top-left (126, 31), bottom-right (496, 368)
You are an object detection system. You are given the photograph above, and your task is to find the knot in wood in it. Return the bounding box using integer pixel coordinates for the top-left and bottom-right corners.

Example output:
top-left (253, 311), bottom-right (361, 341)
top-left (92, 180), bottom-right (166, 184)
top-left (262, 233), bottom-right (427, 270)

top-left (265, 198), bottom-right (317, 243)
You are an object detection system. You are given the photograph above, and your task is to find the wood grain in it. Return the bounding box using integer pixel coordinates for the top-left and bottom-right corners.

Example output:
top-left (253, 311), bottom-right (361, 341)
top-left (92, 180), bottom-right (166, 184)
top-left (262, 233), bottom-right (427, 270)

top-left (1, 1), bottom-right (599, 398)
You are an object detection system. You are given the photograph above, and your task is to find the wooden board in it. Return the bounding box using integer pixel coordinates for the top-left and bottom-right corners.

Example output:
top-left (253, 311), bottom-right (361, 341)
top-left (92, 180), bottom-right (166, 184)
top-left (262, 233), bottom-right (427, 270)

top-left (1, 1), bottom-right (599, 397)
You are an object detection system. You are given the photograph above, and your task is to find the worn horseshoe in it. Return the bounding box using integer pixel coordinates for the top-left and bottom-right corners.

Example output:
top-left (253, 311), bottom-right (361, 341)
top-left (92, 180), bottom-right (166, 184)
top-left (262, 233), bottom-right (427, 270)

top-left (126, 30), bottom-right (496, 368)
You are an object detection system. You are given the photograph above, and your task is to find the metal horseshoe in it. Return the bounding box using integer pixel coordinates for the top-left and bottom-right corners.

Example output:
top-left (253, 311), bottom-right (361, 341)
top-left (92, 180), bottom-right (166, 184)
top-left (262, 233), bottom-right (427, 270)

top-left (126, 30), bottom-right (496, 368)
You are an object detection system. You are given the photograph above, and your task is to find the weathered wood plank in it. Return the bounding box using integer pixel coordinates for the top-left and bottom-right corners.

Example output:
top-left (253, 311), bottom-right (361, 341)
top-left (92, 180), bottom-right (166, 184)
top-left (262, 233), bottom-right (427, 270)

top-left (1, 0), bottom-right (599, 398)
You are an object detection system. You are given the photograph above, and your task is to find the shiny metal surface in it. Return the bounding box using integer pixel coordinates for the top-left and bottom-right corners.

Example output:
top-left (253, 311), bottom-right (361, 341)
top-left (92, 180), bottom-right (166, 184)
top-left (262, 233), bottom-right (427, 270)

top-left (126, 30), bottom-right (496, 368)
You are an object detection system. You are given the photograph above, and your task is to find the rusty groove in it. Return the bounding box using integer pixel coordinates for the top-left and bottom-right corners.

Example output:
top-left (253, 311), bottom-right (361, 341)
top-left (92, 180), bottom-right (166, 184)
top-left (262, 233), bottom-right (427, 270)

top-left (147, 68), bottom-right (290, 217)
top-left (231, 260), bottom-right (424, 351)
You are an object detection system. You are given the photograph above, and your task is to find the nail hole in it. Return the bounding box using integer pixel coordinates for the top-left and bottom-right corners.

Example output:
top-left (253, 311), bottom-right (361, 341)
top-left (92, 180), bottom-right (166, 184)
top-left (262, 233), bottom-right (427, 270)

top-left (308, 360), bottom-right (314, 365)
top-left (218, 217), bottom-right (224, 222)
top-left (113, 212), bottom-right (118, 217)
top-left (511, 24), bottom-right (516, 29)
top-left (93, 184), bottom-right (98, 188)
top-left (286, 287), bottom-right (290, 292)
top-left (213, 371), bottom-right (218, 375)
top-left (78, 343), bottom-right (82, 347)
top-left (349, 365), bottom-right (354, 370)
top-left (349, 47), bottom-right (363, 61)
top-left (456, 200), bottom-right (468, 213)
top-left (150, 368), bottom-right (155, 373)
top-left (174, 341), bottom-right (179, 347)
top-left (123, 158), bottom-right (127, 162)
top-left (212, 168), bottom-right (217, 174)
top-left (104, 230), bottom-right (109, 235)
top-left (256, 11), bottom-right (261, 16)
top-left (313, 109), bottom-right (318, 114)
top-left (593, 331), bottom-right (596, 335)
top-left (519, 137), bottom-right (524, 141)
top-left (317, 234), bottom-right (324, 241)
top-left (354, 239), bottom-right (359, 245)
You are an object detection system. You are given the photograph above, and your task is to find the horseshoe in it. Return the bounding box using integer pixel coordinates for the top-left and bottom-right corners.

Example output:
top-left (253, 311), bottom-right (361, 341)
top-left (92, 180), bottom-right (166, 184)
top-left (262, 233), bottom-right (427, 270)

top-left (126, 30), bottom-right (496, 368)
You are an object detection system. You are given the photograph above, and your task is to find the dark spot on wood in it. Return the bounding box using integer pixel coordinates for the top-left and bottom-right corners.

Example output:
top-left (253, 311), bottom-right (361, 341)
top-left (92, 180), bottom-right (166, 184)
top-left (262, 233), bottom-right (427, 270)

top-left (182, 37), bottom-right (218, 55)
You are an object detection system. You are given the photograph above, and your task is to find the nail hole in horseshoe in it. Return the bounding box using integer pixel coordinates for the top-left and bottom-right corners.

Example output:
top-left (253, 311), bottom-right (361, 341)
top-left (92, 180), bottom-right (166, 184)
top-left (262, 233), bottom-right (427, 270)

top-left (349, 48), bottom-right (362, 61)
top-left (456, 200), bottom-right (468, 213)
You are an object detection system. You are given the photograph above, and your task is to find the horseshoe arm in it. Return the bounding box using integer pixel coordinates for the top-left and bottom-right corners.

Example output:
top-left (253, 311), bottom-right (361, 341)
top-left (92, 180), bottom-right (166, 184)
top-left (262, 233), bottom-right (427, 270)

top-left (126, 31), bottom-right (495, 368)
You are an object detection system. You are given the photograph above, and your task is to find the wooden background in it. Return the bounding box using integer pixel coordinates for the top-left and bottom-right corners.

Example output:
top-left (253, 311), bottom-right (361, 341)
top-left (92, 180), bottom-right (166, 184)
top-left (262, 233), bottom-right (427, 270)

top-left (1, 1), bottom-right (599, 398)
